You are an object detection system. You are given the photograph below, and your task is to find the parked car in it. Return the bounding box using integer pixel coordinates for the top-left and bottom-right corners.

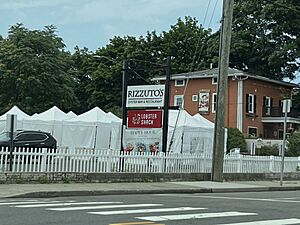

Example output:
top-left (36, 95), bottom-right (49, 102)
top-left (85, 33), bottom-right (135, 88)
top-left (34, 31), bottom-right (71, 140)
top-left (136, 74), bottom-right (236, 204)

top-left (0, 130), bottom-right (57, 149)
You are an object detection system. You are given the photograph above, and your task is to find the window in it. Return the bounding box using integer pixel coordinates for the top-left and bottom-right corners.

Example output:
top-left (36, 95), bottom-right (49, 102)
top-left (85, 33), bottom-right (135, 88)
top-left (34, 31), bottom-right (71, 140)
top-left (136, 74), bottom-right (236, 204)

top-left (192, 95), bottom-right (198, 102)
top-left (174, 95), bottom-right (184, 109)
top-left (248, 127), bottom-right (257, 138)
top-left (263, 96), bottom-right (272, 116)
top-left (212, 77), bottom-right (218, 84)
top-left (175, 79), bottom-right (185, 87)
top-left (246, 94), bottom-right (256, 114)
top-left (212, 93), bottom-right (217, 113)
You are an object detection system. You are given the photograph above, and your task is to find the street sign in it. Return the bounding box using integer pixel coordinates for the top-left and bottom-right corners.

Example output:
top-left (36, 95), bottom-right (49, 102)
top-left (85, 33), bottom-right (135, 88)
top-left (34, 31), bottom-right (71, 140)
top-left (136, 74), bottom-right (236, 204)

top-left (127, 110), bottom-right (162, 128)
top-left (282, 99), bottom-right (291, 113)
top-left (126, 85), bottom-right (165, 108)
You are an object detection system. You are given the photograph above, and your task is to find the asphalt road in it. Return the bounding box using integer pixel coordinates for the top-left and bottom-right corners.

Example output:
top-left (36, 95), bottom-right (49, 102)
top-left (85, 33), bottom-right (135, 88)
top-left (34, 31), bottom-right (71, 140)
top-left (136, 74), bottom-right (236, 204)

top-left (1, 191), bottom-right (300, 225)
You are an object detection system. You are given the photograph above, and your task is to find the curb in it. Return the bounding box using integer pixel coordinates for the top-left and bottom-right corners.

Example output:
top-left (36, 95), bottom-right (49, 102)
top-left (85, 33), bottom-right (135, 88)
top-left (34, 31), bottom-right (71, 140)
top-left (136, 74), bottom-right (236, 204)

top-left (6, 186), bottom-right (300, 198)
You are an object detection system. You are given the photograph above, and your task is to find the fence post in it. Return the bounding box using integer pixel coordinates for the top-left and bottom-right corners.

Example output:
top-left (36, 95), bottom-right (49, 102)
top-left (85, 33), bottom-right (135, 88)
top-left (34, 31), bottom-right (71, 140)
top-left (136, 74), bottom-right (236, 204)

top-left (237, 155), bottom-right (242, 173)
top-left (41, 148), bottom-right (47, 172)
top-left (158, 152), bottom-right (164, 173)
top-left (269, 156), bottom-right (274, 172)
top-left (107, 149), bottom-right (112, 172)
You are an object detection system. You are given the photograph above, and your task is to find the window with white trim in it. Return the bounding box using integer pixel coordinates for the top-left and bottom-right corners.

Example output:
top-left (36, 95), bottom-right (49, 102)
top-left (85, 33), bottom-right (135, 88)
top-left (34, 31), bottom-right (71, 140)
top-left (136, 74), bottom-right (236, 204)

top-left (192, 95), bottom-right (198, 102)
top-left (248, 127), bottom-right (258, 138)
top-left (246, 94), bottom-right (256, 114)
top-left (174, 95), bottom-right (184, 109)
top-left (212, 93), bottom-right (217, 113)
top-left (264, 96), bottom-right (271, 116)
top-left (212, 77), bottom-right (218, 84)
top-left (175, 79), bottom-right (185, 87)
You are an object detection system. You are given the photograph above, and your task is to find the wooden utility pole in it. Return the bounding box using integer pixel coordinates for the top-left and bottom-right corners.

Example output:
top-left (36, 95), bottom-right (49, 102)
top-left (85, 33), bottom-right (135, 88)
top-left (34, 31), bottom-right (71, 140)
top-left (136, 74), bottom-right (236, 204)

top-left (162, 56), bottom-right (171, 153)
top-left (211, 0), bottom-right (234, 182)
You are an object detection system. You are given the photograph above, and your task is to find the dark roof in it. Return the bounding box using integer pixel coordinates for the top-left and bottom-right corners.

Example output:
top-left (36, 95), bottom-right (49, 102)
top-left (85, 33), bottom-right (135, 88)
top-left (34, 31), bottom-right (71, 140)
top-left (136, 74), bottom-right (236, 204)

top-left (152, 67), bottom-right (296, 87)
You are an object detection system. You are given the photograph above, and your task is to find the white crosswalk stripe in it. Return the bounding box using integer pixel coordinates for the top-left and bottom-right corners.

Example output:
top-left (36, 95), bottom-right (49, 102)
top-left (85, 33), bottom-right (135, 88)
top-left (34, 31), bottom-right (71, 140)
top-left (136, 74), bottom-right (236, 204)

top-left (15, 201), bottom-right (123, 208)
top-left (47, 203), bottom-right (163, 211)
top-left (217, 218), bottom-right (300, 225)
top-left (3, 199), bottom-right (299, 225)
top-left (135, 211), bottom-right (258, 222)
top-left (0, 201), bottom-right (60, 206)
top-left (88, 207), bottom-right (206, 215)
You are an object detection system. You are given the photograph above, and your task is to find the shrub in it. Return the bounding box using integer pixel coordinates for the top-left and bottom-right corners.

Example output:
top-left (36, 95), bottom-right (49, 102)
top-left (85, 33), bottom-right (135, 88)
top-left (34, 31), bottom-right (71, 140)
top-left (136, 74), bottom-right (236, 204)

top-left (257, 145), bottom-right (279, 156)
top-left (287, 131), bottom-right (300, 156)
top-left (227, 128), bottom-right (247, 153)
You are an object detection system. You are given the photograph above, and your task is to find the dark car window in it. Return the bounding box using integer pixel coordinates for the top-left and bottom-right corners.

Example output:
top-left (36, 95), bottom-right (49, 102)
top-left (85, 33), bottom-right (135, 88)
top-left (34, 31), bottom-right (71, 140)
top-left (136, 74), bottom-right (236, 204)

top-left (15, 133), bottom-right (47, 142)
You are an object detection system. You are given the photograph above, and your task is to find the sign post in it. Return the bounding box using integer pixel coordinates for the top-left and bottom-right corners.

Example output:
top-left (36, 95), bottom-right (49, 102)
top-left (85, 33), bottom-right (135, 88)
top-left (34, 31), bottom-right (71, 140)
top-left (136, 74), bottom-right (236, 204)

top-left (7, 114), bottom-right (17, 172)
top-left (280, 99), bottom-right (291, 186)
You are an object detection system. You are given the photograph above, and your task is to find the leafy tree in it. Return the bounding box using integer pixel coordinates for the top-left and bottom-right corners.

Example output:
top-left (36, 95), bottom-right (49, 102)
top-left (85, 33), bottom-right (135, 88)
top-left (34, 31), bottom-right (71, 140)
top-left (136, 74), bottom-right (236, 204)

top-left (230, 0), bottom-right (300, 80)
top-left (227, 128), bottom-right (247, 152)
top-left (88, 36), bottom-right (152, 115)
top-left (0, 24), bottom-right (77, 114)
top-left (69, 46), bottom-right (93, 114)
top-left (87, 17), bottom-right (212, 115)
top-left (287, 130), bottom-right (300, 156)
top-left (149, 16), bottom-right (212, 73)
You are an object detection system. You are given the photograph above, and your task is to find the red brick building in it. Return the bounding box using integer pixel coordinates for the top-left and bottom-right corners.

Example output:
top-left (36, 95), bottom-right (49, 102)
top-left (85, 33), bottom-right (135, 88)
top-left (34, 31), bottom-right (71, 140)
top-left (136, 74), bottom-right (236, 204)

top-left (153, 68), bottom-right (299, 139)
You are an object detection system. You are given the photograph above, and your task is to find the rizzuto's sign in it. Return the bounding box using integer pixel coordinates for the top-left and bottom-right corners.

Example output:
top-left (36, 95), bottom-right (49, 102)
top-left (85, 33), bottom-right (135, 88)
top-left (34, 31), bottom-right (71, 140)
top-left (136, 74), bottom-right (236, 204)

top-left (126, 85), bottom-right (165, 107)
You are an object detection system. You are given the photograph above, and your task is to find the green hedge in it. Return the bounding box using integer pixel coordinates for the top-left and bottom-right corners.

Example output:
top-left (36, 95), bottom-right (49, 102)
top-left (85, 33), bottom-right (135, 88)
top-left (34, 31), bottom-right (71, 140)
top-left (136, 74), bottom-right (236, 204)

top-left (227, 128), bottom-right (247, 153)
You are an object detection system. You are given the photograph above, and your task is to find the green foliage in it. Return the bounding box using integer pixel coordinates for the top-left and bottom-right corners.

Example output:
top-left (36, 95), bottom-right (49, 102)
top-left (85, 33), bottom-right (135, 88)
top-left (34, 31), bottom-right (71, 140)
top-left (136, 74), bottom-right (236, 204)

top-left (230, 0), bottom-right (300, 79)
top-left (257, 145), bottom-right (279, 156)
top-left (0, 24), bottom-right (78, 114)
top-left (287, 131), bottom-right (300, 156)
top-left (227, 128), bottom-right (247, 152)
top-left (0, 6), bottom-right (299, 116)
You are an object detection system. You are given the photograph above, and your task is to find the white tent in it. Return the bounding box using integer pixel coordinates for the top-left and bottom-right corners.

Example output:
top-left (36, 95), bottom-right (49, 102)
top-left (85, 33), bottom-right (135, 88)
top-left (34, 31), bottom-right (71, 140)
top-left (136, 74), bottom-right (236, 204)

top-left (193, 113), bottom-right (214, 128)
top-left (66, 111), bottom-right (77, 119)
top-left (28, 106), bottom-right (69, 121)
top-left (21, 106), bottom-right (71, 146)
top-left (167, 110), bottom-right (215, 154)
top-left (62, 107), bottom-right (121, 150)
top-left (193, 113), bottom-right (227, 153)
top-left (0, 106), bottom-right (30, 120)
top-left (68, 107), bottom-right (111, 123)
top-left (0, 106), bottom-right (31, 133)
top-left (107, 112), bottom-right (122, 122)
top-left (0, 105), bottom-right (121, 150)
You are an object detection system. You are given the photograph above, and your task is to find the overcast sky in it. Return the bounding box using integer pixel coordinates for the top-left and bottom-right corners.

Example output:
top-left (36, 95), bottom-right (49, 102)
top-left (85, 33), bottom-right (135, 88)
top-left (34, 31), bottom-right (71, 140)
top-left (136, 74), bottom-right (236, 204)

top-left (0, 0), bottom-right (222, 51)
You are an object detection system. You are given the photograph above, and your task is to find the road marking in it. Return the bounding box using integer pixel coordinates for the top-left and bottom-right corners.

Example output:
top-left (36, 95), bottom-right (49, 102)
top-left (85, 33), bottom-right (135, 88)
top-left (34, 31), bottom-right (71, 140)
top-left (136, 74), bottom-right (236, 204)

top-left (15, 201), bottom-right (122, 208)
top-left (155, 194), bottom-right (300, 203)
top-left (0, 201), bottom-right (60, 206)
top-left (109, 222), bottom-right (163, 225)
top-left (136, 211), bottom-right (257, 221)
top-left (47, 204), bottom-right (163, 211)
top-left (89, 207), bottom-right (206, 215)
top-left (275, 198), bottom-right (298, 200)
top-left (217, 218), bottom-right (300, 225)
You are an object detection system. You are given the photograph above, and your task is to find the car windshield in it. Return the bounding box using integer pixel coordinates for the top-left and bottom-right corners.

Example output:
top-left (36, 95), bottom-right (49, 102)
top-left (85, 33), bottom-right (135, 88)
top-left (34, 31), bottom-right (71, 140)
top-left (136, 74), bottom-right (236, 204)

top-left (0, 132), bottom-right (10, 141)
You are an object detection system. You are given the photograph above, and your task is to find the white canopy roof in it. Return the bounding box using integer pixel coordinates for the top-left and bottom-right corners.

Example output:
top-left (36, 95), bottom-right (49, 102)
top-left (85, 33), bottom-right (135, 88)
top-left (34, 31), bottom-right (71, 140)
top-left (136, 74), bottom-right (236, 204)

top-left (0, 106), bottom-right (30, 120)
top-left (68, 107), bottom-right (114, 123)
top-left (29, 106), bottom-right (69, 121)
top-left (193, 113), bottom-right (215, 128)
top-left (169, 110), bottom-right (211, 128)
top-left (107, 112), bottom-right (122, 122)
top-left (66, 111), bottom-right (77, 120)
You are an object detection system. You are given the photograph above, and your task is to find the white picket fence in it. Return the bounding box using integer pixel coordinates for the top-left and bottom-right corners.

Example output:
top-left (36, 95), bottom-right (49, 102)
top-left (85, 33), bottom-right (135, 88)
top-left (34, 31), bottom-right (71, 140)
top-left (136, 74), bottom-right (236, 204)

top-left (0, 146), bottom-right (299, 173)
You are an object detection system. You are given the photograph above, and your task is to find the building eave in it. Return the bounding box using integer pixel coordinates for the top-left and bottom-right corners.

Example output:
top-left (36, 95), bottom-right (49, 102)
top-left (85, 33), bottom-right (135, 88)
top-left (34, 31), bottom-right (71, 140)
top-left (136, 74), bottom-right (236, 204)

top-left (151, 68), bottom-right (297, 88)
top-left (261, 117), bottom-right (300, 124)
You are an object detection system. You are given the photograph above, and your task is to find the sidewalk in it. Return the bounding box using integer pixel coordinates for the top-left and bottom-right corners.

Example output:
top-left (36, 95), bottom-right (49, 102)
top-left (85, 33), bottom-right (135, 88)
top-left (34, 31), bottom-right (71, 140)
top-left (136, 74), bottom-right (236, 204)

top-left (1, 180), bottom-right (300, 198)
